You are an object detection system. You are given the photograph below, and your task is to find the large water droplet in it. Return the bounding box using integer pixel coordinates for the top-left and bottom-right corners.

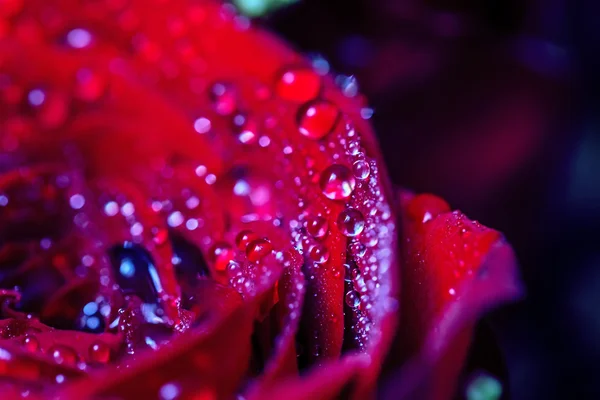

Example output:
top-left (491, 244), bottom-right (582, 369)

top-left (48, 345), bottom-right (78, 365)
top-left (297, 100), bottom-right (340, 140)
top-left (305, 215), bottom-right (328, 239)
top-left (337, 208), bottom-right (365, 237)
top-left (109, 244), bottom-right (159, 303)
top-left (235, 230), bottom-right (259, 251)
top-left (319, 164), bottom-right (355, 200)
top-left (308, 244), bottom-right (329, 264)
top-left (246, 238), bottom-right (273, 262)
top-left (275, 67), bottom-right (321, 103)
top-left (22, 335), bottom-right (39, 352)
top-left (352, 160), bottom-right (370, 180)
top-left (208, 242), bottom-right (235, 273)
top-left (345, 290), bottom-right (360, 308)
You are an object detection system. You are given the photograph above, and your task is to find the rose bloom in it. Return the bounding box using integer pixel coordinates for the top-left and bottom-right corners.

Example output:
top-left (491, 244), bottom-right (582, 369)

top-left (0, 1), bottom-right (522, 399)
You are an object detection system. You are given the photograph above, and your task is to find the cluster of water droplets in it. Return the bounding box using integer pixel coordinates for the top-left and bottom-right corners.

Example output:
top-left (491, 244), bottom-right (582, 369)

top-left (0, 2), bottom-right (402, 397)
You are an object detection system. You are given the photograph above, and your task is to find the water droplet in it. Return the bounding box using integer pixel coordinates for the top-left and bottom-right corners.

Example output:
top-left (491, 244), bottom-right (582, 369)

top-left (22, 335), bottom-right (39, 352)
top-left (121, 202), bottom-right (135, 217)
top-left (27, 88), bottom-right (45, 107)
top-left (343, 263), bottom-right (355, 282)
top-left (209, 242), bottom-right (235, 272)
top-left (308, 244), bottom-right (329, 264)
top-left (360, 107), bottom-right (374, 119)
top-left (49, 345), bottom-right (78, 365)
top-left (275, 67), bottom-right (321, 103)
top-left (319, 164), bottom-right (355, 200)
top-left (246, 238), bottom-right (273, 262)
top-left (205, 174), bottom-right (217, 185)
top-left (407, 194), bottom-right (450, 223)
top-left (110, 244), bottom-right (160, 303)
top-left (227, 260), bottom-right (241, 277)
top-left (337, 208), bottom-right (365, 237)
top-left (297, 100), bottom-right (340, 140)
top-left (345, 290), bottom-right (360, 308)
top-left (167, 211), bottom-right (184, 228)
top-left (88, 342), bottom-right (110, 363)
top-left (305, 215), bottom-right (328, 239)
top-left (258, 135), bottom-right (271, 147)
top-left (350, 241), bottom-right (367, 257)
top-left (233, 113), bottom-right (258, 144)
top-left (103, 201), bottom-right (119, 216)
top-left (352, 160), bottom-right (370, 180)
top-left (66, 28), bottom-right (92, 49)
top-left (235, 230), bottom-right (259, 250)
top-left (347, 140), bottom-right (360, 156)
top-left (310, 54), bottom-right (330, 75)
top-left (159, 382), bottom-right (181, 400)
top-left (69, 194), bottom-right (86, 210)
top-left (193, 117), bottom-right (211, 134)
top-left (210, 82), bottom-right (236, 116)
top-left (337, 75), bottom-right (359, 97)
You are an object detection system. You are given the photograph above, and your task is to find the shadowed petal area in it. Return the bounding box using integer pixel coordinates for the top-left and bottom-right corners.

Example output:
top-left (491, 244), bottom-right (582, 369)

top-left (380, 190), bottom-right (523, 400)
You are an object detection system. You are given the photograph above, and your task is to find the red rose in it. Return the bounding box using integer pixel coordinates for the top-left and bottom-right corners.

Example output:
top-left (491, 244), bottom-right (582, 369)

top-left (0, 1), bottom-right (522, 399)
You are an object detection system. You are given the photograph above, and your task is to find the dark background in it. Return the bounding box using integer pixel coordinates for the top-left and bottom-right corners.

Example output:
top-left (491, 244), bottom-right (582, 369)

top-left (258, 0), bottom-right (597, 399)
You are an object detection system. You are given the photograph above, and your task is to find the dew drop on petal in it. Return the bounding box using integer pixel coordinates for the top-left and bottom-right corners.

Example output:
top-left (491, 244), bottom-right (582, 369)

top-left (345, 290), bottom-right (360, 308)
top-left (275, 67), bottom-right (321, 103)
top-left (246, 238), bottom-right (273, 262)
top-left (48, 345), bottom-right (78, 366)
top-left (235, 230), bottom-right (259, 251)
top-left (66, 28), bottom-right (92, 49)
top-left (308, 244), bottom-right (329, 264)
top-left (22, 335), bottom-right (39, 352)
top-left (193, 117), bottom-right (211, 134)
top-left (69, 194), bottom-right (85, 210)
top-left (88, 342), bottom-right (110, 363)
top-left (352, 159), bottom-right (370, 180)
top-left (167, 211), bottom-right (184, 228)
top-left (159, 382), bottom-right (180, 400)
top-left (27, 88), bottom-right (45, 107)
top-left (233, 114), bottom-right (258, 145)
top-left (209, 242), bottom-right (235, 272)
top-left (103, 201), bottom-right (119, 216)
top-left (297, 100), bottom-right (339, 140)
top-left (337, 208), bottom-right (365, 237)
top-left (407, 194), bottom-right (451, 223)
top-left (305, 215), bottom-right (328, 239)
top-left (210, 82), bottom-right (237, 116)
top-left (319, 164), bottom-right (355, 200)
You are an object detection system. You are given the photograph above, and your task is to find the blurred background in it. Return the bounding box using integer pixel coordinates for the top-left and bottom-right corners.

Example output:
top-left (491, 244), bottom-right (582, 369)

top-left (235, 0), bottom-right (595, 399)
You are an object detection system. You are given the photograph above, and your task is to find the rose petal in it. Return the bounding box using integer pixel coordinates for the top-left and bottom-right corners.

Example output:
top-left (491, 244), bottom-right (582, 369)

top-left (1, 1), bottom-right (400, 397)
top-left (379, 190), bottom-right (523, 399)
top-left (56, 300), bottom-right (255, 399)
